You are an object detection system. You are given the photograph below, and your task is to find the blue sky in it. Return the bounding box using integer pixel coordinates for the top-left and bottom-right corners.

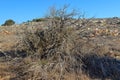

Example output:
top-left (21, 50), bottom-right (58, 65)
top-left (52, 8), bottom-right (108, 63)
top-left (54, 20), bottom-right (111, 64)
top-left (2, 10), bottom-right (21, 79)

top-left (0, 0), bottom-right (120, 25)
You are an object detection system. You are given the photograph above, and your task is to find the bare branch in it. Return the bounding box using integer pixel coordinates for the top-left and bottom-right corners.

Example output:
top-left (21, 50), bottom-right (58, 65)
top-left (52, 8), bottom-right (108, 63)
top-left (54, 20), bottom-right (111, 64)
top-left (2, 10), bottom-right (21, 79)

top-left (45, 5), bottom-right (84, 28)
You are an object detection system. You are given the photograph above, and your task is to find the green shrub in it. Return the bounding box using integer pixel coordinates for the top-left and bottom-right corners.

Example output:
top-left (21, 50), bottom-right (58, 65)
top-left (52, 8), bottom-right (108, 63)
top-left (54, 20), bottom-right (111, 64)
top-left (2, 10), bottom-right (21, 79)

top-left (2, 19), bottom-right (15, 26)
top-left (32, 18), bottom-right (46, 22)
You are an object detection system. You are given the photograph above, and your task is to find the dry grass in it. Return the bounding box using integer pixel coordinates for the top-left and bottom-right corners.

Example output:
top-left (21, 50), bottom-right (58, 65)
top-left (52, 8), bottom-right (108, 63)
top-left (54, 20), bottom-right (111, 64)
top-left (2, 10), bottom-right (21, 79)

top-left (0, 62), bottom-right (15, 80)
top-left (0, 18), bottom-right (120, 80)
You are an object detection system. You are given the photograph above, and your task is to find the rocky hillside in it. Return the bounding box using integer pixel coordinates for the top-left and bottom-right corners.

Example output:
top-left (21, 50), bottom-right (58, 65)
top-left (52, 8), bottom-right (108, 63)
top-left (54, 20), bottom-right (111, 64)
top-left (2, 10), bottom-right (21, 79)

top-left (0, 18), bottom-right (120, 80)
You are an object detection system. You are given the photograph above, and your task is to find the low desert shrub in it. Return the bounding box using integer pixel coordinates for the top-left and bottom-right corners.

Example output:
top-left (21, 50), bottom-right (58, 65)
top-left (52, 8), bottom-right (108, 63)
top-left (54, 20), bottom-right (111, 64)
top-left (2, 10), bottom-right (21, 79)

top-left (32, 18), bottom-right (46, 22)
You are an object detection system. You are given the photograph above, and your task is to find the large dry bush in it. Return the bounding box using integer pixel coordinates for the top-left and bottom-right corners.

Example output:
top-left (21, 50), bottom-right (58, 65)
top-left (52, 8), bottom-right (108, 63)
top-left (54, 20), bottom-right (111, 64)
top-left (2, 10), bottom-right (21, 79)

top-left (17, 5), bottom-right (85, 78)
top-left (16, 23), bottom-right (85, 79)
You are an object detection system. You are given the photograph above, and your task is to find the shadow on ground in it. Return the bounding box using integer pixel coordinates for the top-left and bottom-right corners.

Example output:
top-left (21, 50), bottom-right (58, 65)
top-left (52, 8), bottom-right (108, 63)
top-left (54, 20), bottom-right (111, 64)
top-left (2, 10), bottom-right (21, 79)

top-left (83, 54), bottom-right (120, 80)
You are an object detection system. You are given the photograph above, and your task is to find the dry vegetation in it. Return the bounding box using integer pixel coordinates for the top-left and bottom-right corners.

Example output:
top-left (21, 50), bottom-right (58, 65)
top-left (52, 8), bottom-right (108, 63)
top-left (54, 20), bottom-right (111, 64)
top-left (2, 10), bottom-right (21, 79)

top-left (0, 18), bottom-right (120, 80)
top-left (0, 6), bottom-right (120, 80)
